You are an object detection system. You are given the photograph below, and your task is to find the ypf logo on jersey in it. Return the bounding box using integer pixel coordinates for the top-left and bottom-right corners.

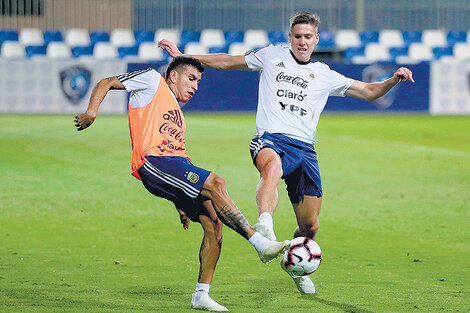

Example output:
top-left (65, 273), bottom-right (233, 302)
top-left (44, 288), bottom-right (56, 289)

top-left (60, 66), bottom-right (91, 105)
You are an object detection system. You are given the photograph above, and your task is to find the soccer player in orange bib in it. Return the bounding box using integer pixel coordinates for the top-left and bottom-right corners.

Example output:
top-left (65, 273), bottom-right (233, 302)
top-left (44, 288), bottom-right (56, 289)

top-left (74, 56), bottom-right (290, 312)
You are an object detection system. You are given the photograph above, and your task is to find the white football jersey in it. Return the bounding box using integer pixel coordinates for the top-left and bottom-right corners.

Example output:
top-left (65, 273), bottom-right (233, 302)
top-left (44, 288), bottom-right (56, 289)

top-left (245, 45), bottom-right (353, 143)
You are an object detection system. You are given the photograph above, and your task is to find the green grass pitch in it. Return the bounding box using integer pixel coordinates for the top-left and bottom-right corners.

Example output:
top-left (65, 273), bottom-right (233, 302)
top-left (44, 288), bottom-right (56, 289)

top-left (0, 114), bottom-right (469, 312)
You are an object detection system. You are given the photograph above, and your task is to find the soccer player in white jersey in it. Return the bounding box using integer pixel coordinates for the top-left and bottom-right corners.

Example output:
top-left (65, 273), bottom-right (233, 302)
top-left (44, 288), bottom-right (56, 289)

top-left (159, 11), bottom-right (414, 294)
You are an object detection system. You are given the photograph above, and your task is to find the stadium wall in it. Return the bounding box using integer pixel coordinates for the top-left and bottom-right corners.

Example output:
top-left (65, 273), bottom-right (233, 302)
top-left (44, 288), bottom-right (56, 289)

top-left (0, 59), bottom-right (468, 115)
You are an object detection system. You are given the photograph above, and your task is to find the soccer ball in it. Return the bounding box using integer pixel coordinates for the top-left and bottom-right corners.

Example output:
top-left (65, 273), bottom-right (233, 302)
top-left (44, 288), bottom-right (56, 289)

top-left (281, 237), bottom-right (322, 276)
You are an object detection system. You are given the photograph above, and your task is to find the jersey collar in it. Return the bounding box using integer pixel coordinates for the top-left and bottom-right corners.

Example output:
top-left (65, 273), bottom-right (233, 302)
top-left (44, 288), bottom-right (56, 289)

top-left (289, 50), bottom-right (312, 65)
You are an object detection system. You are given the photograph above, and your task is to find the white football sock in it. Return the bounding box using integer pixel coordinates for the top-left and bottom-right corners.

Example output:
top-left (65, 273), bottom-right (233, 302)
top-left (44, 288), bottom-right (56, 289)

top-left (258, 212), bottom-right (273, 224)
top-left (195, 283), bottom-right (211, 294)
top-left (248, 231), bottom-right (270, 251)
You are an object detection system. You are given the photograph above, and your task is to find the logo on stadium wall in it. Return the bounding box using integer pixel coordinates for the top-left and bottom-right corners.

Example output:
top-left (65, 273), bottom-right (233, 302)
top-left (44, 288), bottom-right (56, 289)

top-left (187, 172), bottom-right (199, 183)
top-left (362, 65), bottom-right (397, 109)
top-left (59, 66), bottom-right (92, 105)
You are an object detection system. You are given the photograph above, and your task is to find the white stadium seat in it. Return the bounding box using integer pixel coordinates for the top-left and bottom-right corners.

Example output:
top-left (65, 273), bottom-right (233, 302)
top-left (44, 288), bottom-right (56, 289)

top-left (228, 43), bottom-right (252, 56)
top-left (453, 43), bottom-right (470, 60)
top-left (396, 43), bottom-right (433, 64)
top-left (422, 29), bottom-right (447, 47)
top-left (110, 28), bottom-right (135, 47)
top-left (93, 42), bottom-right (118, 59)
top-left (335, 29), bottom-right (361, 49)
top-left (379, 29), bottom-right (404, 47)
top-left (155, 28), bottom-right (180, 45)
top-left (352, 43), bottom-right (390, 63)
top-left (138, 42), bottom-right (164, 60)
top-left (1, 42), bottom-right (25, 58)
top-left (184, 43), bottom-right (208, 55)
top-left (47, 42), bottom-right (71, 59)
top-left (19, 28), bottom-right (44, 46)
top-left (244, 29), bottom-right (268, 47)
top-left (200, 29), bottom-right (225, 47)
top-left (65, 29), bottom-right (90, 46)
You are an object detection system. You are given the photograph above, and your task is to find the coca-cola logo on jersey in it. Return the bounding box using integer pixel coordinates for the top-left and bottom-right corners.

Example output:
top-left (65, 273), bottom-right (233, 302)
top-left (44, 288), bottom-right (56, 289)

top-left (276, 72), bottom-right (308, 89)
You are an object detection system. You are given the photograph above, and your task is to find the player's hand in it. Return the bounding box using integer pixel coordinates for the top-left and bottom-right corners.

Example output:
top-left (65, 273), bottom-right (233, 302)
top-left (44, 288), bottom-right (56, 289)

top-left (394, 67), bottom-right (415, 83)
top-left (74, 112), bottom-right (96, 131)
top-left (157, 39), bottom-right (183, 58)
top-left (177, 209), bottom-right (190, 229)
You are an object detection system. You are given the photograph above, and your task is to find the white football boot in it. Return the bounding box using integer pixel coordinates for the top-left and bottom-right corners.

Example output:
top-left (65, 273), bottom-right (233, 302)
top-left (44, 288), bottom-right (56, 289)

top-left (291, 275), bottom-right (316, 294)
top-left (254, 219), bottom-right (277, 241)
top-left (257, 239), bottom-right (290, 264)
top-left (191, 292), bottom-right (228, 311)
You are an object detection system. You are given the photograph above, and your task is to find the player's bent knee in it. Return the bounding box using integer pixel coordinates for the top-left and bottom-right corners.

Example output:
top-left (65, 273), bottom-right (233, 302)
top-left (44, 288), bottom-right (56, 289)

top-left (260, 160), bottom-right (282, 180)
top-left (204, 173), bottom-right (226, 194)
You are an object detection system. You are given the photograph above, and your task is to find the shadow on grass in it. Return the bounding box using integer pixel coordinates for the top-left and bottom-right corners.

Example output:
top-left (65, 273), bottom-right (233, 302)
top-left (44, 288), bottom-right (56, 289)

top-left (310, 296), bottom-right (374, 313)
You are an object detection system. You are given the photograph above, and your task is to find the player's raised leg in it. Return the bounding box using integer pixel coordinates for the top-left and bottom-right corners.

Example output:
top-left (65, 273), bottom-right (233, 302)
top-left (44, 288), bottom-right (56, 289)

top-left (286, 195), bottom-right (322, 294)
top-left (191, 209), bottom-right (228, 311)
top-left (253, 148), bottom-right (283, 241)
top-left (201, 173), bottom-right (289, 264)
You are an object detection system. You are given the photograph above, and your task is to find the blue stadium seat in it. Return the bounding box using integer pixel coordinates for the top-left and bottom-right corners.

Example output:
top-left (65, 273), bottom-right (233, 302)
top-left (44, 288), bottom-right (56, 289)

top-left (0, 29), bottom-right (19, 43)
top-left (209, 46), bottom-right (229, 54)
top-left (43, 30), bottom-right (63, 44)
top-left (447, 31), bottom-right (467, 46)
top-left (432, 46), bottom-right (453, 59)
top-left (90, 31), bottom-right (110, 45)
top-left (25, 45), bottom-right (47, 57)
top-left (389, 46), bottom-right (409, 60)
top-left (317, 30), bottom-right (335, 49)
top-left (118, 46), bottom-right (138, 58)
top-left (224, 31), bottom-right (244, 45)
top-left (344, 46), bottom-right (365, 60)
top-left (180, 30), bottom-right (200, 45)
top-left (134, 30), bottom-right (155, 44)
top-left (402, 31), bottom-right (422, 45)
top-left (360, 31), bottom-right (379, 45)
top-left (268, 31), bottom-right (287, 44)
top-left (72, 45), bottom-right (94, 58)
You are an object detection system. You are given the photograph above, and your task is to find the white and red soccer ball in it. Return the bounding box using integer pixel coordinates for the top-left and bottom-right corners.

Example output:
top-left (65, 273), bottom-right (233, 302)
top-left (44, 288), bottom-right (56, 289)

top-left (281, 237), bottom-right (322, 276)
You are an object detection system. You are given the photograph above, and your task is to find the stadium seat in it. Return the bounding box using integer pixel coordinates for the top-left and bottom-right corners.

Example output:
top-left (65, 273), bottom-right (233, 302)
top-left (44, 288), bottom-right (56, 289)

top-left (343, 46), bottom-right (365, 61)
top-left (402, 31), bottom-right (422, 45)
top-left (432, 46), bottom-right (453, 60)
top-left (138, 42), bottom-right (164, 60)
top-left (396, 43), bottom-right (433, 63)
top-left (446, 31), bottom-right (467, 46)
top-left (268, 31), bottom-right (288, 45)
top-left (0, 42), bottom-right (25, 58)
top-left (72, 45), bottom-right (94, 58)
top-left (453, 43), bottom-right (470, 60)
top-left (65, 29), bottom-right (90, 47)
top-left (19, 28), bottom-right (44, 46)
top-left (118, 46), bottom-right (139, 58)
top-left (335, 29), bottom-right (361, 49)
top-left (360, 31), bottom-right (379, 45)
top-left (228, 43), bottom-right (252, 56)
top-left (422, 29), bottom-right (446, 47)
top-left (379, 29), bottom-right (404, 47)
top-left (25, 45), bottom-right (47, 58)
top-left (90, 31), bottom-right (110, 45)
top-left (200, 29), bottom-right (225, 47)
top-left (47, 42), bottom-right (71, 58)
top-left (244, 29), bottom-right (268, 47)
top-left (110, 28), bottom-right (135, 47)
top-left (134, 30), bottom-right (155, 44)
top-left (317, 30), bottom-right (335, 49)
top-left (43, 30), bottom-right (64, 44)
top-left (93, 42), bottom-right (118, 59)
top-left (180, 30), bottom-right (201, 46)
top-left (365, 43), bottom-right (390, 61)
top-left (389, 46), bottom-right (409, 60)
top-left (224, 31), bottom-right (244, 45)
top-left (155, 28), bottom-right (180, 45)
top-left (184, 43), bottom-right (208, 55)
top-left (209, 46), bottom-right (229, 54)
top-left (0, 29), bottom-right (19, 43)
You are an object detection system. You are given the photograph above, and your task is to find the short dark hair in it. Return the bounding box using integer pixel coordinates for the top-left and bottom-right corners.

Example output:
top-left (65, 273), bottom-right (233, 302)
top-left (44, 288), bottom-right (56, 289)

top-left (166, 56), bottom-right (204, 79)
top-left (290, 11), bottom-right (321, 31)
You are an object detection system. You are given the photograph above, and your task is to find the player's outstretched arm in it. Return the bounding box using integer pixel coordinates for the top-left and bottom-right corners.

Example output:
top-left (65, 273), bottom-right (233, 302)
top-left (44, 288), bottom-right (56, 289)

top-left (158, 39), bottom-right (249, 71)
top-left (345, 67), bottom-right (415, 102)
top-left (74, 77), bottom-right (125, 131)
